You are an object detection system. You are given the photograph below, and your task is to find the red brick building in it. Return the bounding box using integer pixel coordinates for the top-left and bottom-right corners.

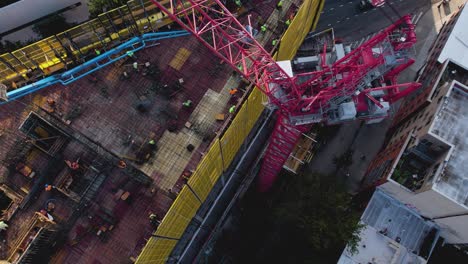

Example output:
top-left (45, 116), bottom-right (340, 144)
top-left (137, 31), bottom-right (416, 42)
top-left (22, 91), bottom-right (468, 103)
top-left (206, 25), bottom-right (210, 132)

top-left (362, 6), bottom-right (466, 189)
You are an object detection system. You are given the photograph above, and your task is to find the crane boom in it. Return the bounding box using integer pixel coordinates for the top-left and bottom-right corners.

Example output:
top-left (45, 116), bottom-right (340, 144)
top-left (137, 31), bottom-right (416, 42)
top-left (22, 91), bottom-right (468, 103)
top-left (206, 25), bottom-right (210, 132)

top-left (150, 0), bottom-right (420, 191)
top-left (149, 0), bottom-right (301, 109)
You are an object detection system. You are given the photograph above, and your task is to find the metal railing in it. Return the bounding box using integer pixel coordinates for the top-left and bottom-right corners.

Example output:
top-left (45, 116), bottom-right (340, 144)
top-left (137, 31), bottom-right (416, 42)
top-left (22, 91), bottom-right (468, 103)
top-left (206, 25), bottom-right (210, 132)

top-left (0, 0), bottom-right (174, 89)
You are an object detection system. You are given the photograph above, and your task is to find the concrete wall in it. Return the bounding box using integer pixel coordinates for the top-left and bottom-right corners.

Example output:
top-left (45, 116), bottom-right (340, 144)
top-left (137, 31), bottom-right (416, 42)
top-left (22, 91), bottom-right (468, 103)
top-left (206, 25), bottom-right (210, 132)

top-left (435, 214), bottom-right (468, 244)
top-left (381, 181), bottom-right (468, 219)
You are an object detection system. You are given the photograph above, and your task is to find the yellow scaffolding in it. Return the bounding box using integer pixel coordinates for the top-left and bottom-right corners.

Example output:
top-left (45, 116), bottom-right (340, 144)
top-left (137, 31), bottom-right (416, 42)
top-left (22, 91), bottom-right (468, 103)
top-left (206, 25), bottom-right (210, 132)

top-left (276, 0), bottom-right (325, 61)
top-left (0, 0), bottom-right (174, 85)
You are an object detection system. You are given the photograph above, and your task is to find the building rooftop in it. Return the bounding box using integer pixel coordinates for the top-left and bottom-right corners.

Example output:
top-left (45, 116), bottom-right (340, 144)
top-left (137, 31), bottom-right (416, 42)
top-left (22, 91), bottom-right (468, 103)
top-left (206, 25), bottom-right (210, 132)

top-left (431, 81), bottom-right (468, 206)
top-left (338, 190), bottom-right (439, 264)
top-left (437, 5), bottom-right (468, 68)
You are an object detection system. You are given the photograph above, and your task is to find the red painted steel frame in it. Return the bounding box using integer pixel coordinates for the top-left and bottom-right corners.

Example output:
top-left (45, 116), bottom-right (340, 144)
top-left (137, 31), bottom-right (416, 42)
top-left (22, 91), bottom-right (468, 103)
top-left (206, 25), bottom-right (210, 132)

top-left (258, 116), bottom-right (310, 192)
top-left (149, 0), bottom-right (301, 111)
top-left (150, 0), bottom-right (420, 191)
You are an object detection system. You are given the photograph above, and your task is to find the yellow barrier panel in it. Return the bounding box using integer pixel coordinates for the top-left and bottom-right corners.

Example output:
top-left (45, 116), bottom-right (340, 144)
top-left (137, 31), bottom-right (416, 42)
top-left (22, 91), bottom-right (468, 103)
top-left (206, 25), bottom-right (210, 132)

top-left (276, 0), bottom-right (325, 61)
top-left (0, 0), bottom-right (175, 84)
top-left (188, 138), bottom-right (223, 201)
top-left (136, 0), bottom-right (324, 262)
top-left (136, 238), bottom-right (177, 264)
top-left (220, 88), bottom-right (265, 167)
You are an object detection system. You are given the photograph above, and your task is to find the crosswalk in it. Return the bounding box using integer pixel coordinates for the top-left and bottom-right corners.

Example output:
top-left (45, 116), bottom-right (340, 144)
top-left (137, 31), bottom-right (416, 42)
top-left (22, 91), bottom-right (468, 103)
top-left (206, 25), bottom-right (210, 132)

top-left (348, 11), bottom-right (424, 49)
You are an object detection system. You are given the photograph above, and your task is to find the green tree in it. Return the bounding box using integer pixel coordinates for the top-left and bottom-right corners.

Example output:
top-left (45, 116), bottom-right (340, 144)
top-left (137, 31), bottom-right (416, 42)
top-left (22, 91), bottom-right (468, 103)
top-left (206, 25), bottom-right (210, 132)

top-left (333, 148), bottom-right (354, 170)
top-left (88, 0), bottom-right (127, 18)
top-left (32, 15), bottom-right (75, 38)
top-left (274, 173), bottom-right (364, 255)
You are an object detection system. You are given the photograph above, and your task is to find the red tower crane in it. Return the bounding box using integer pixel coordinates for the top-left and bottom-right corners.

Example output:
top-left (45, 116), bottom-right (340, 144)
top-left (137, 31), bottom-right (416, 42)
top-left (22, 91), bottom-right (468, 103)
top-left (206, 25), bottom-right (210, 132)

top-left (150, 0), bottom-right (420, 191)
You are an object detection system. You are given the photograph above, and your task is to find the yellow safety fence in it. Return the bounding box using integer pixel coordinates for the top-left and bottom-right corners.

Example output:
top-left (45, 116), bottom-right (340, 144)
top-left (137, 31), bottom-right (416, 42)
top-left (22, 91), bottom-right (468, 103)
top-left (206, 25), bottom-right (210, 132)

top-left (136, 0), bottom-right (324, 263)
top-left (0, 0), bottom-right (174, 85)
top-left (275, 0), bottom-right (325, 61)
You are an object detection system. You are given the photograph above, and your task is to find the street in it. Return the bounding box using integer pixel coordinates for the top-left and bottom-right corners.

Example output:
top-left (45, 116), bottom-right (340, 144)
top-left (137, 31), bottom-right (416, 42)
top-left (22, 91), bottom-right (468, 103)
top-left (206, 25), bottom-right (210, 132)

top-left (314, 0), bottom-right (431, 42)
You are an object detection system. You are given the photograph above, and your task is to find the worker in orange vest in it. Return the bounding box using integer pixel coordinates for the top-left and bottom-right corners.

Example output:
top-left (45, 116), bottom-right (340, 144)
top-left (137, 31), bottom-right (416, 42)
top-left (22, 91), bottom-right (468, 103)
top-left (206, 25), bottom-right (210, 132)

top-left (229, 88), bottom-right (238, 95)
top-left (118, 160), bottom-right (127, 169)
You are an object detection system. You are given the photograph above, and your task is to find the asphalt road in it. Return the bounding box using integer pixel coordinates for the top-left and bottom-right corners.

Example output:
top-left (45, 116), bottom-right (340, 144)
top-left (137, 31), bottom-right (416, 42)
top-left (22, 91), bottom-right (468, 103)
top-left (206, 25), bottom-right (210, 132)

top-left (314, 0), bottom-right (432, 42)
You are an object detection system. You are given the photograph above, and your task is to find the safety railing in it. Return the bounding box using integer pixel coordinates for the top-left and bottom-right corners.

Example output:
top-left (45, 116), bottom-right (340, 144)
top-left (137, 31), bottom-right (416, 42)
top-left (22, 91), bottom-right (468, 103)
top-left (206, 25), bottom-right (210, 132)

top-left (2, 31), bottom-right (189, 102)
top-left (0, 0), bottom-right (174, 89)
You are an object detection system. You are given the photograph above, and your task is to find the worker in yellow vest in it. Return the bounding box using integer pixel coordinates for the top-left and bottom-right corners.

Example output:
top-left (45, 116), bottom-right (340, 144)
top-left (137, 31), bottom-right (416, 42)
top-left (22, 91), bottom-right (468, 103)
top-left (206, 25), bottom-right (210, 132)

top-left (276, 0), bottom-right (284, 10)
top-left (272, 39), bottom-right (279, 46)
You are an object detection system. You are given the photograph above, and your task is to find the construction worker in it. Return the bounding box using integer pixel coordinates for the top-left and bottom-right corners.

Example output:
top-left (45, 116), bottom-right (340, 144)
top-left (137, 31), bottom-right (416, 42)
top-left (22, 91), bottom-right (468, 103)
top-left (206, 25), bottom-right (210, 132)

top-left (276, 0), bottom-right (284, 10)
top-left (65, 159), bottom-right (80, 170)
top-left (126, 51), bottom-right (135, 58)
top-left (149, 212), bottom-right (160, 228)
top-left (149, 139), bottom-right (156, 145)
top-left (260, 24), bottom-right (267, 33)
top-left (44, 184), bottom-right (56, 192)
top-left (118, 160), bottom-right (127, 169)
top-left (229, 88), bottom-right (238, 95)
top-left (0, 220), bottom-right (8, 231)
top-left (133, 62), bottom-right (139, 72)
top-left (229, 105), bottom-right (236, 114)
top-left (237, 65), bottom-right (243, 72)
top-left (95, 49), bottom-right (101, 56)
top-left (235, 0), bottom-right (242, 7)
top-left (122, 71), bottom-right (129, 79)
top-left (272, 39), bottom-right (279, 46)
top-left (47, 98), bottom-right (56, 107)
top-left (182, 100), bottom-right (192, 108)
top-left (285, 19), bottom-right (291, 27)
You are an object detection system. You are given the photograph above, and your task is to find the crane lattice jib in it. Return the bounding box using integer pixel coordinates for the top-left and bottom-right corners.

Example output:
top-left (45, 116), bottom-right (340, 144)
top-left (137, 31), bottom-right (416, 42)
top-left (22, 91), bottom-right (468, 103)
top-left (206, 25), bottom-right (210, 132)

top-left (150, 0), bottom-right (417, 121)
top-left (296, 15), bottom-right (417, 116)
top-left (149, 0), bottom-right (301, 111)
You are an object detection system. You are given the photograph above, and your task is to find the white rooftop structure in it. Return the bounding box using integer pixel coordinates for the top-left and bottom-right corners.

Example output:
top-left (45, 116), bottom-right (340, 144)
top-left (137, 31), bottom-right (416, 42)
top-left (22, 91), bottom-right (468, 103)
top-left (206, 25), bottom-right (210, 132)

top-left (437, 5), bottom-right (468, 68)
top-left (338, 190), bottom-right (439, 264)
top-left (338, 226), bottom-right (426, 264)
top-left (430, 81), bottom-right (468, 207)
top-left (277, 60), bottom-right (294, 77)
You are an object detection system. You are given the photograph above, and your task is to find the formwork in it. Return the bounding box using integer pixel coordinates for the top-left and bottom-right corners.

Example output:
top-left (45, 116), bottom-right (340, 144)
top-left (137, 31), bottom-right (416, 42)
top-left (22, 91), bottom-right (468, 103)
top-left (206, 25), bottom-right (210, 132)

top-left (135, 0), bottom-right (324, 262)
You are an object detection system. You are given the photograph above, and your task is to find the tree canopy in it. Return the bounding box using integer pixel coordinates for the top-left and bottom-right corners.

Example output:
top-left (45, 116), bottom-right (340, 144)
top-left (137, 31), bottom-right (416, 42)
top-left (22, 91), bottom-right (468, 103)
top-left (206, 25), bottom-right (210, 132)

top-left (32, 15), bottom-right (74, 38)
top-left (273, 173), bottom-right (364, 255)
top-left (214, 172), bottom-right (364, 264)
top-left (88, 0), bottom-right (127, 18)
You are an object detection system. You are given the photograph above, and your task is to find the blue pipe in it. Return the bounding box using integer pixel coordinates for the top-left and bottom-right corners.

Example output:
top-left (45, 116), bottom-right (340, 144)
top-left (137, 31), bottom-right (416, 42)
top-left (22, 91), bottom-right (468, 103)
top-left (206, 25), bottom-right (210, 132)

top-left (3, 30), bottom-right (189, 103)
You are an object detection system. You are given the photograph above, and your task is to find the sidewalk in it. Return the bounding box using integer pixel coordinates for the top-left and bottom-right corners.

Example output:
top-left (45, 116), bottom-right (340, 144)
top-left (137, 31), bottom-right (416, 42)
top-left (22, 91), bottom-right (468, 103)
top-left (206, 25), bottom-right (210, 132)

top-left (305, 0), bottom-right (467, 194)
